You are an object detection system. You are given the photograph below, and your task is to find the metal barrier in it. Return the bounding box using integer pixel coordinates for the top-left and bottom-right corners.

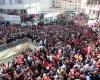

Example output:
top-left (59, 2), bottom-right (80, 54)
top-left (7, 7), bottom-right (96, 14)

top-left (0, 38), bottom-right (28, 52)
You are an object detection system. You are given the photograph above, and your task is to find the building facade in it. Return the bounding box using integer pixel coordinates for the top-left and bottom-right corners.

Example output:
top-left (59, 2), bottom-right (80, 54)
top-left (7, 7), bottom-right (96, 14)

top-left (0, 0), bottom-right (81, 14)
top-left (0, 0), bottom-right (51, 14)
top-left (51, 0), bottom-right (81, 12)
top-left (81, 0), bottom-right (100, 19)
top-left (62, 0), bottom-right (81, 12)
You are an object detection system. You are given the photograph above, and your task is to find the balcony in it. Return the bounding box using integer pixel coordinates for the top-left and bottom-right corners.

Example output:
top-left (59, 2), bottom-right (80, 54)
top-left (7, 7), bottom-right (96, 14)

top-left (91, 4), bottom-right (100, 11)
top-left (87, 4), bottom-right (100, 11)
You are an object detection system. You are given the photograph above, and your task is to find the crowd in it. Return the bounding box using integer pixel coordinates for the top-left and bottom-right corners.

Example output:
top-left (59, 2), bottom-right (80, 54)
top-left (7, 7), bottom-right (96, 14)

top-left (0, 20), bottom-right (100, 80)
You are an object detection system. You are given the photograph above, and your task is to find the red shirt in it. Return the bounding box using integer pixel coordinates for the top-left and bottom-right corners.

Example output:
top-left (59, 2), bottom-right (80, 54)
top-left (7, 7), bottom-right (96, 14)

top-left (42, 76), bottom-right (50, 80)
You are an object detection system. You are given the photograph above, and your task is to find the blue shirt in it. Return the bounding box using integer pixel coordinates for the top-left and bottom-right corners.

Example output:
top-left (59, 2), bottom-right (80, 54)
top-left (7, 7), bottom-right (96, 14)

top-left (86, 75), bottom-right (91, 80)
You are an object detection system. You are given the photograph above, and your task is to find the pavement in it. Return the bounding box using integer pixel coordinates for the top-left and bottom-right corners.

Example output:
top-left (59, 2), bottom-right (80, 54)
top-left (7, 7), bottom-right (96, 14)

top-left (0, 41), bottom-right (38, 66)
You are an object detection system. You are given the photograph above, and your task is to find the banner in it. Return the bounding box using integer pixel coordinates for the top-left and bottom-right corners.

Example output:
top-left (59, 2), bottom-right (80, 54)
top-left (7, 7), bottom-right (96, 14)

top-left (0, 14), bottom-right (21, 24)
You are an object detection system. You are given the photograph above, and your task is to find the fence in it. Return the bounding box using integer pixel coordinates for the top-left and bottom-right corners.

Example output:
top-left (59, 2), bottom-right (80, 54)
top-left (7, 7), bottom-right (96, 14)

top-left (0, 38), bottom-right (38, 65)
top-left (0, 38), bottom-right (28, 52)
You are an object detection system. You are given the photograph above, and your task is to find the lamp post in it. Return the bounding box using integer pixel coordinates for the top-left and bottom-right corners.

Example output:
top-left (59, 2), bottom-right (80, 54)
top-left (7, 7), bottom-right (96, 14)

top-left (29, 0), bottom-right (32, 14)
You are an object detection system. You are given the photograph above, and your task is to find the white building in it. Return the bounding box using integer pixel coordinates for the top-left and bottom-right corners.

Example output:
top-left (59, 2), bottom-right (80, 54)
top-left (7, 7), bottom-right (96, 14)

top-left (61, 0), bottom-right (81, 12)
top-left (51, 0), bottom-right (81, 12)
top-left (81, 0), bottom-right (100, 19)
top-left (51, 0), bottom-right (61, 8)
top-left (0, 0), bottom-right (52, 14)
top-left (0, 0), bottom-right (81, 14)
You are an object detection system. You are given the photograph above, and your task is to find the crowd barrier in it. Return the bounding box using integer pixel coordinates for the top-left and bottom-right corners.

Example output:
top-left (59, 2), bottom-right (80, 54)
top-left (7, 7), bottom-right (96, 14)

top-left (0, 38), bottom-right (28, 52)
top-left (0, 38), bottom-right (38, 64)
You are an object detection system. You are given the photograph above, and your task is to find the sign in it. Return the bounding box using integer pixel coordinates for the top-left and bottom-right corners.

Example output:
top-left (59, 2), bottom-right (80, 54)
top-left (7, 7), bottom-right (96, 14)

top-left (9, 15), bottom-right (21, 24)
top-left (0, 14), bottom-right (21, 24)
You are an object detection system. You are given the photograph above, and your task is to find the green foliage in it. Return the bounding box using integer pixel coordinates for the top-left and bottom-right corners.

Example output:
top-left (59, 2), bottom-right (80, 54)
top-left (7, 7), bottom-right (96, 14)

top-left (39, 13), bottom-right (44, 23)
top-left (56, 16), bottom-right (66, 25)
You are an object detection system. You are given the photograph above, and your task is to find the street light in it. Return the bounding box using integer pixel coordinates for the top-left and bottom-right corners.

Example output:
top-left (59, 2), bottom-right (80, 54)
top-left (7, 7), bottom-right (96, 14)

top-left (29, 0), bottom-right (32, 14)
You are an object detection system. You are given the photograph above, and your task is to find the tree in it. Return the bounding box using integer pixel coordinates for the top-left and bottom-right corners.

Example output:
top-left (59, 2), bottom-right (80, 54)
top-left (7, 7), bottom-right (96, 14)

top-left (56, 15), bottom-right (67, 25)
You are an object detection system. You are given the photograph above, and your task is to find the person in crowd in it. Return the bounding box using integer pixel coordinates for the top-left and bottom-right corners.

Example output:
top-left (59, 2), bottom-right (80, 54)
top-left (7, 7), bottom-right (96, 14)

top-left (0, 15), bottom-right (100, 80)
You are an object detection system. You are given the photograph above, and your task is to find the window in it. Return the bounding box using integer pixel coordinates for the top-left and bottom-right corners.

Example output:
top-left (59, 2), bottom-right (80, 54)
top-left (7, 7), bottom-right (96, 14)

top-left (15, 0), bottom-right (23, 4)
top-left (69, 0), bottom-right (72, 3)
top-left (0, 0), bottom-right (5, 5)
top-left (9, 0), bottom-right (13, 5)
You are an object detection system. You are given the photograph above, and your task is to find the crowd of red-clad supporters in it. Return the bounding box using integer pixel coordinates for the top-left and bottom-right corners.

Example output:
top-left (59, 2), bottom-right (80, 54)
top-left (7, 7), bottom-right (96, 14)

top-left (0, 21), bottom-right (100, 80)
